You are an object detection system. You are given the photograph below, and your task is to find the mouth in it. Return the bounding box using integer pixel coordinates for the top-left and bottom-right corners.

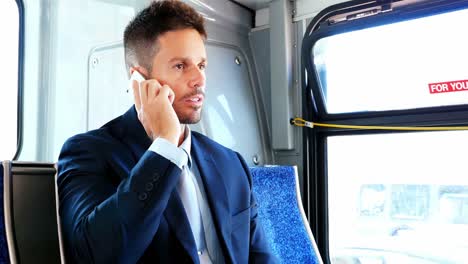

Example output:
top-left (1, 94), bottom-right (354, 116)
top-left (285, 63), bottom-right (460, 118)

top-left (183, 94), bottom-right (204, 107)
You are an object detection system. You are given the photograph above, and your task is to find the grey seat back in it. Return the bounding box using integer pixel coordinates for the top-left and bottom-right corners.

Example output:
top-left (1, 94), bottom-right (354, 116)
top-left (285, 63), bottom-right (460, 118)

top-left (3, 161), bottom-right (61, 264)
top-left (0, 162), bottom-right (11, 263)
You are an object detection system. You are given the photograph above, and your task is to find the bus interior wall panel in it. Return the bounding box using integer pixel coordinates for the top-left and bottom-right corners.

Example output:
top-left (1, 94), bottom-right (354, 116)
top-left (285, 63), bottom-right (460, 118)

top-left (249, 8), bottom-right (307, 201)
top-left (190, 42), bottom-right (268, 166)
top-left (20, 0), bottom-right (271, 166)
top-left (249, 28), bottom-right (272, 148)
top-left (19, 0), bottom-right (52, 162)
top-left (269, 0), bottom-right (295, 150)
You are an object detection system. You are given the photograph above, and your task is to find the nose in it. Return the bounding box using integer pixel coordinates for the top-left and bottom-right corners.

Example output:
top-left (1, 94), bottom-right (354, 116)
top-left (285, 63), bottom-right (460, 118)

top-left (188, 65), bottom-right (205, 90)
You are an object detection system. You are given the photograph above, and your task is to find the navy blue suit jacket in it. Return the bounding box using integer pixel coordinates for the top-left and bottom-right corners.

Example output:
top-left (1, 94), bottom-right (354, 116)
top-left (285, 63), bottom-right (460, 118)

top-left (57, 107), bottom-right (276, 264)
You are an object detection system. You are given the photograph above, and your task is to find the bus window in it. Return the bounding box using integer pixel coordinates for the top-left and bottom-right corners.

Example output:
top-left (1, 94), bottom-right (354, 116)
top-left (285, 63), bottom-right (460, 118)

top-left (328, 132), bottom-right (468, 263)
top-left (304, 2), bottom-right (468, 263)
top-left (0, 0), bottom-right (20, 160)
top-left (312, 7), bottom-right (468, 114)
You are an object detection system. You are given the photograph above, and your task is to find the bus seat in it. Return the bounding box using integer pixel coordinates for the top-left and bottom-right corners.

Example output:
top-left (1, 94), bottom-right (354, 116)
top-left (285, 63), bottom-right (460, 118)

top-left (250, 166), bottom-right (323, 264)
top-left (2, 161), bottom-right (61, 264)
top-left (0, 162), bottom-right (10, 263)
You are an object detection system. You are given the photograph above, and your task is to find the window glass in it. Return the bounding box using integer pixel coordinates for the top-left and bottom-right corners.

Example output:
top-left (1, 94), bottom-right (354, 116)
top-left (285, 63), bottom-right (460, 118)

top-left (328, 131), bottom-right (468, 264)
top-left (360, 184), bottom-right (386, 217)
top-left (439, 186), bottom-right (468, 225)
top-left (0, 0), bottom-right (19, 160)
top-left (313, 8), bottom-right (468, 114)
top-left (391, 185), bottom-right (430, 220)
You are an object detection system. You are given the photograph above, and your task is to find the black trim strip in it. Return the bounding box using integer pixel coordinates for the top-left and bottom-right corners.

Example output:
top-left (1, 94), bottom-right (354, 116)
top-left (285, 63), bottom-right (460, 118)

top-left (13, 0), bottom-right (25, 161)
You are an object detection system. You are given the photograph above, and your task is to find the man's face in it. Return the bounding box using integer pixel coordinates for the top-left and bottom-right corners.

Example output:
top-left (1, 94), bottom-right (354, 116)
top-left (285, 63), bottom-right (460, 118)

top-left (150, 28), bottom-right (207, 124)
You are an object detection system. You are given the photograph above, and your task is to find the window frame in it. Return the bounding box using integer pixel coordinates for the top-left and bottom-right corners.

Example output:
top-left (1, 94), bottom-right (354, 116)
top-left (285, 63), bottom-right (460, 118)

top-left (303, 0), bottom-right (468, 122)
top-left (301, 1), bottom-right (468, 263)
top-left (12, 0), bottom-right (24, 160)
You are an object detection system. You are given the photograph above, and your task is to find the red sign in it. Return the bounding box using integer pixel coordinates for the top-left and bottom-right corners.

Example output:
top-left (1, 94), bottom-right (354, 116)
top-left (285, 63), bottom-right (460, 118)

top-left (429, 80), bottom-right (468, 94)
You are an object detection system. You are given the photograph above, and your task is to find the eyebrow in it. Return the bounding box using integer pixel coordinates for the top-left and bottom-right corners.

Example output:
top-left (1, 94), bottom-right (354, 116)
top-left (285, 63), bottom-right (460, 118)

top-left (168, 57), bottom-right (207, 64)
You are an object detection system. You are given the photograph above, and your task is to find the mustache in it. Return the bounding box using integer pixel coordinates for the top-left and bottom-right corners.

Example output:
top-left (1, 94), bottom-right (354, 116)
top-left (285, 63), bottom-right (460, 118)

top-left (180, 88), bottom-right (205, 100)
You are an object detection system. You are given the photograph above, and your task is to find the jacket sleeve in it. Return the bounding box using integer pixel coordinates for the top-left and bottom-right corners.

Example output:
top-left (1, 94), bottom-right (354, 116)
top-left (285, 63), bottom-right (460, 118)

top-left (236, 153), bottom-right (279, 264)
top-left (57, 135), bottom-right (182, 264)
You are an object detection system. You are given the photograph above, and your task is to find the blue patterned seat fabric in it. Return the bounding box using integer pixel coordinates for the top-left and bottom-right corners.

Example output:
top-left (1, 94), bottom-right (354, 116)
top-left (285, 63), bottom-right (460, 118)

top-left (250, 166), bottom-right (321, 264)
top-left (0, 163), bottom-right (10, 263)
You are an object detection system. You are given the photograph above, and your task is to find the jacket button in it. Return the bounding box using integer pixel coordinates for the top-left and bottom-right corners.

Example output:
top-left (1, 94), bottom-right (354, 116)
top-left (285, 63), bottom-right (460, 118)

top-left (145, 182), bottom-right (154, 191)
top-left (138, 193), bottom-right (148, 201)
top-left (152, 173), bottom-right (160, 182)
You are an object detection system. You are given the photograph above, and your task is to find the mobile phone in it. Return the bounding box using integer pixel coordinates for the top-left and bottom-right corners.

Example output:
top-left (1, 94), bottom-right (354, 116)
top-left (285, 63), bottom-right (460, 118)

top-left (128, 71), bottom-right (145, 100)
top-left (130, 71), bottom-right (145, 83)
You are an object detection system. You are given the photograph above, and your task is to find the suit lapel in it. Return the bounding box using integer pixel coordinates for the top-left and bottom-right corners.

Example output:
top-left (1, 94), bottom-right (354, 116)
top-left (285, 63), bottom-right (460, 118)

top-left (119, 107), bottom-right (198, 262)
top-left (191, 135), bottom-right (234, 262)
top-left (118, 106), bottom-right (153, 161)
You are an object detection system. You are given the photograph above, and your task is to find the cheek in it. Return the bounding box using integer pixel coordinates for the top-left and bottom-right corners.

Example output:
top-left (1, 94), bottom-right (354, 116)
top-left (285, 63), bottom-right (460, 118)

top-left (169, 84), bottom-right (185, 100)
top-left (153, 68), bottom-right (180, 87)
top-left (158, 78), bottom-right (180, 94)
top-left (154, 71), bottom-right (186, 98)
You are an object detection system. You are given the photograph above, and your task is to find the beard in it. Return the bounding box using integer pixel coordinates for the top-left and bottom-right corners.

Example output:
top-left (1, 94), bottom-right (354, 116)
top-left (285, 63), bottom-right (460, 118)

top-left (175, 88), bottom-right (204, 124)
top-left (176, 106), bottom-right (202, 124)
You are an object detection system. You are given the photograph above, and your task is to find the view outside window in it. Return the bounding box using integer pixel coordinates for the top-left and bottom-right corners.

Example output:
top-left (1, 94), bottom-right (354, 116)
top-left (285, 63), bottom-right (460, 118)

top-left (0, 1), bottom-right (19, 160)
top-left (328, 132), bottom-right (468, 264)
top-left (391, 185), bottom-right (430, 220)
top-left (360, 184), bottom-right (385, 217)
top-left (313, 8), bottom-right (468, 114)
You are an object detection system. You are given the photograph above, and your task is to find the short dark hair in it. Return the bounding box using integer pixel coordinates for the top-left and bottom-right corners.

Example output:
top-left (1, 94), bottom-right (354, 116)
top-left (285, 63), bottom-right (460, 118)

top-left (123, 0), bottom-right (207, 72)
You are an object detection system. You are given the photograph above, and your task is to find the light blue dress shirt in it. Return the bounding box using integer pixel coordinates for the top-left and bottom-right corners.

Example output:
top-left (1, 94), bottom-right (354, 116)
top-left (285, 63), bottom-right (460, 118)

top-left (148, 127), bottom-right (223, 263)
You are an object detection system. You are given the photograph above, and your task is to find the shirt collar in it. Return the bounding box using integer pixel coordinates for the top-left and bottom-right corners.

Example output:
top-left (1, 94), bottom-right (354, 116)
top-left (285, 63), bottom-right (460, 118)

top-left (179, 126), bottom-right (192, 167)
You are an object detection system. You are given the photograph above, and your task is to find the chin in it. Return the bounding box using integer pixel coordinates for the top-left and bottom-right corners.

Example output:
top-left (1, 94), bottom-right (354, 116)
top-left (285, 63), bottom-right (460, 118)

top-left (178, 109), bottom-right (202, 124)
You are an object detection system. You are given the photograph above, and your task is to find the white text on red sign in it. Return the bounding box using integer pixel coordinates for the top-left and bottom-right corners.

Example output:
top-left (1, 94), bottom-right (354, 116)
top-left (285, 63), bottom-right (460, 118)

top-left (429, 80), bottom-right (468, 94)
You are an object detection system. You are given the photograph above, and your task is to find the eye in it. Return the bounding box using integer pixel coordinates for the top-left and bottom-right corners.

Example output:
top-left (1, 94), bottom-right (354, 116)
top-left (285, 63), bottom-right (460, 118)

top-left (174, 63), bottom-right (184, 70)
top-left (198, 63), bottom-right (206, 70)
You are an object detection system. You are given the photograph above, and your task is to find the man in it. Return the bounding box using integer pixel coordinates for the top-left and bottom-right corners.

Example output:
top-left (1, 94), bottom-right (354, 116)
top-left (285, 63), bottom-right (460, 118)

top-left (57, 1), bottom-right (276, 263)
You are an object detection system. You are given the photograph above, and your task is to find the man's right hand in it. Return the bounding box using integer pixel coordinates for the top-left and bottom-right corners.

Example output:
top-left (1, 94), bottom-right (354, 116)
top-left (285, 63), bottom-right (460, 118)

top-left (132, 79), bottom-right (181, 145)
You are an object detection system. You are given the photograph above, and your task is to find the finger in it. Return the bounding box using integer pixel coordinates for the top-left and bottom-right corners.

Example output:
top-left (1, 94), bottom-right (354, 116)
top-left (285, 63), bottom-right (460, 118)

top-left (146, 79), bottom-right (162, 99)
top-left (132, 80), bottom-right (141, 110)
top-left (167, 86), bottom-right (175, 104)
top-left (159, 85), bottom-right (175, 104)
top-left (139, 80), bottom-right (149, 105)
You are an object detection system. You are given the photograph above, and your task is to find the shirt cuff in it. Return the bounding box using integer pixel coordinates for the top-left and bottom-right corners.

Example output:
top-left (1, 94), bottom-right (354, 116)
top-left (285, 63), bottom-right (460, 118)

top-left (149, 137), bottom-right (188, 169)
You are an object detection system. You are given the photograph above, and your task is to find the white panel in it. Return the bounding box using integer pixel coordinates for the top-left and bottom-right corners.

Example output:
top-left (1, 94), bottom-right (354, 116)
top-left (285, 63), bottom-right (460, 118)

top-left (255, 7), bottom-right (269, 28)
top-left (269, 0), bottom-right (294, 150)
top-left (185, 0), bottom-right (252, 31)
top-left (19, 0), bottom-right (41, 161)
top-left (0, 0), bottom-right (19, 160)
top-left (191, 44), bottom-right (264, 165)
top-left (88, 43), bottom-right (133, 131)
top-left (51, 1), bottom-right (135, 160)
top-left (46, 0), bottom-right (259, 162)
top-left (295, 0), bottom-right (347, 21)
top-left (231, 0), bottom-right (271, 10)
top-left (87, 42), bottom-right (265, 165)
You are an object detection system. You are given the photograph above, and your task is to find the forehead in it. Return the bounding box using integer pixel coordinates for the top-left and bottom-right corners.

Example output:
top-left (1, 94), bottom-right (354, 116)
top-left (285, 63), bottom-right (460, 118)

top-left (154, 29), bottom-right (206, 61)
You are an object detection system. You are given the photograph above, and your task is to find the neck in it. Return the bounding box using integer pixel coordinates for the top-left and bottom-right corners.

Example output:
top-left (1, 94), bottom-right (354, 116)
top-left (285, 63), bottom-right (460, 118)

top-left (177, 124), bottom-right (187, 146)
